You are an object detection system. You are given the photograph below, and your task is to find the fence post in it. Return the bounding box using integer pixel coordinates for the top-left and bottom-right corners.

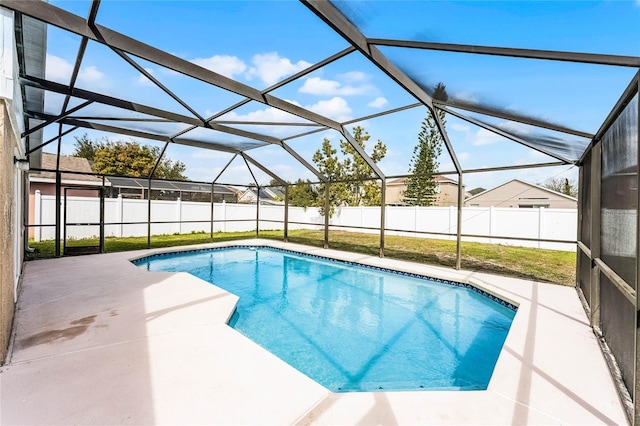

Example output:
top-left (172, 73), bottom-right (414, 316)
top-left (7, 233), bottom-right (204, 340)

top-left (176, 197), bottom-right (182, 235)
top-left (414, 205), bottom-right (419, 232)
top-left (538, 207), bottom-right (545, 249)
top-left (34, 190), bottom-right (41, 242)
top-left (221, 200), bottom-right (226, 233)
top-left (449, 205), bottom-right (456, 241)
top-left (489, 206), bottom-right (495, 244)
top-left (116, 194), bottom-right (123, 238)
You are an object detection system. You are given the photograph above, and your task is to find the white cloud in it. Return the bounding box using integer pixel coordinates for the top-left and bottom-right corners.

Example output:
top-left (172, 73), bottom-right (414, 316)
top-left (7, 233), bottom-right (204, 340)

top-left (450, 123), bottom-right (470, 132)
top-left (498, 121), bottom-right (531, 135)
top-left (458, 152), bottom-right (470, 161)
top-left (190, 150), bottom-right (230, 160)
top-left (137, 67), bottom-right (156, 86)
top-left (80, 65), bottom-right (104, 82)
top-left (308, 97), bottom-right (352, 122)
top-left (472, 128), bottom-right (503, 146)
top-left (221, 103), bottom-right (308, 124)
top-left (46, 54), bottom-right (73, 83)
top-left (246, 52), bottom-right (311, 86)
top-left (470, 121), bottom-right (527, 146)
top-left (221, 96), bottom-right (352, 124)
top-left (299, 76), bottom-right (374, 96)
top-left (452, 91), bottom-right (479, 103)
top-left (528, 149), bottom-right (549, 159)
top-left (45, 54), bottom-right (105, 84)
top-left (368, 97), bottom-right (388, 108)
top-left (191, 55), bottom-right (246, 78)
top-left (339, 71), bottom-right (367, 82)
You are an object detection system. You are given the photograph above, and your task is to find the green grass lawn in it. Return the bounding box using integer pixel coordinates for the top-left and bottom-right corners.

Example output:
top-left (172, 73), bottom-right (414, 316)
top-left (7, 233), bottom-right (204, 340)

top-left (27, 229), bottom-right (576, 286)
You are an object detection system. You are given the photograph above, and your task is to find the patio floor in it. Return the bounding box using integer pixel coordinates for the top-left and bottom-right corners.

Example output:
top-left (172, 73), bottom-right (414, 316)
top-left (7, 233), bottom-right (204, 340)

top-left (0, 239), bottom-right (628, 425)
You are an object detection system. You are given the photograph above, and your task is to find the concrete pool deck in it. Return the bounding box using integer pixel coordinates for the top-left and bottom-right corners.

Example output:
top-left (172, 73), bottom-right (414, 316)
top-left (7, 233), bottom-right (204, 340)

top-left (0, 239), bottom-right (628, 425)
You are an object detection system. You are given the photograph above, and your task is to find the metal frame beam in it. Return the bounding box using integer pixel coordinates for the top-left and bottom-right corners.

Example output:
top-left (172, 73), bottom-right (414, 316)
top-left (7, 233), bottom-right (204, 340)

top-left (582, 71), bottom-right (640, 164)
top-left (368, 38), bottom-right (640, 68)
top-left (432, 107), bottom-right (461, 174)
top-left (435, 99), bottom-right (594, 139)
top-left (635, 76), bottom-right (640, 426)
top-left (111, 48), bottom-right (206, 123)
top-left (440, 105), bottom-right (574, 164)
top-left (2, 2), bottom-right (341, 125)
top-left (301, 0), bottom-right (433, 109)
top-left (22, 100), bottom-right (93, 138)
top-left (302, 0), bottom-right (456, 176)
top-left (241, 155), bottom-right (261, 237)
top-left (22, 75), bottom-right (329, 182)
top-left (206, 46), bottom-right (356, 123)
top-left (21, 75), bottom-right (203, 126)
top-left (24, 113), bottom-right (251, 154)
top-left (26, 126), bottom-right (79, 155)
top-left (4, 0), bottom-right (384, 181)
top-left (242, 153), bottom-right (287, 186)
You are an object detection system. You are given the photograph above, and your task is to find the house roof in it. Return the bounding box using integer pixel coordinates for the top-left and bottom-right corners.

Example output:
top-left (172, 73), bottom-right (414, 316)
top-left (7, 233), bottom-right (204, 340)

top-left (242, 187), bottom-right (280, 200)
top-left (465, 178), bottom-right (577, 202)
top-left (31, 153), bottom-right (102, 183)
top-left (106, 176), bottom-right (238, 195)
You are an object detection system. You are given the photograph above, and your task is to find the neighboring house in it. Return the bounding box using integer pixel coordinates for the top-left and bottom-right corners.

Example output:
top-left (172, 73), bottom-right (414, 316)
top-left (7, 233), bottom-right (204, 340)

top-left (28, 153), bottom-right (104, 238)
top-left (238, 187), bottom-right (284, 204)
top-left (385, 176), bottom-right (466, 207)
top-left (105, 176), bottom-right (239, 203)
top-left (464, 179), bottom-right (577, 209)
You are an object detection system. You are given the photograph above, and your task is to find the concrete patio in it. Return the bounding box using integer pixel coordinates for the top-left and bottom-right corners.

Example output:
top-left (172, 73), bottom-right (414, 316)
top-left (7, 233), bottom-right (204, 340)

top-left (0, 239), bottom-right (628, 425)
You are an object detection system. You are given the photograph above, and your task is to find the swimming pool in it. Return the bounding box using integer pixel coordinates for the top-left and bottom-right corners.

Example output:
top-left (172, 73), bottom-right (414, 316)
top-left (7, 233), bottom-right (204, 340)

top-left (134, 246), bottom-right (516, 392)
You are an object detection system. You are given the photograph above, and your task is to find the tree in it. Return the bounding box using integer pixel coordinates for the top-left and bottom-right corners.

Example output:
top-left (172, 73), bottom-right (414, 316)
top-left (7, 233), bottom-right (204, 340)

top-left (287, 179), bottom-right (318, 209)
top-left (312, 126), bottom-right (386, 216)
top-left (312, 139), bottom-right (350, 217)
top-left (72, 133), bottom-right (101, 162)
top-left (403, 83), bottom-right (448, 206)
top-left (73, 134), bottom-right (186, 180)
top-left (541, 177), bottom-right (578, 198)
top-left (468, 187), bottom-right (486, 196)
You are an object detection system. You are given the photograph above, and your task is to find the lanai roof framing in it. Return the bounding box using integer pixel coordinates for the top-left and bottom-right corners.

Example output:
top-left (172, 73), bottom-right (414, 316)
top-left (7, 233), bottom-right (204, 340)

top-left (4, 0), bottom-right (637, 264)
top-left (4, 0), bottom-right (635, 184)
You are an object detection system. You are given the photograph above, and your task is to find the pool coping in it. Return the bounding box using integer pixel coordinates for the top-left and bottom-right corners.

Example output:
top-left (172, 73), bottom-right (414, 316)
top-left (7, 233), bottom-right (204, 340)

top-left (2, 238), bottom-right (628, 425)
top-left (132, 244), bottom-right (519, 313)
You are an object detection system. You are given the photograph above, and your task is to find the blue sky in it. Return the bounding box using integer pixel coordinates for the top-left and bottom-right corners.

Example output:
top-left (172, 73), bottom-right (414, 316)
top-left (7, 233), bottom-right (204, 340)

top-left (41, 0), bottom-right (640, 191)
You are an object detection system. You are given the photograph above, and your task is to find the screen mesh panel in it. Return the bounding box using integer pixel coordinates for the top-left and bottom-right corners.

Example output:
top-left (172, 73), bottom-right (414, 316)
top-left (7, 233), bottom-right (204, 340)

top-left (579, 250), bottom-right (591, 307)
top-left (600, 271), bottom-right (636, 394)
top-left (601, 95), bottom-right (639, 288)
top-left (580, 151), bottom-right (592, 247)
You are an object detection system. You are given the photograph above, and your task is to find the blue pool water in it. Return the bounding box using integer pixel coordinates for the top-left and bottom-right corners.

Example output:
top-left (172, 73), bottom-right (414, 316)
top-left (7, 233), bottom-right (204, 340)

top-left (134, 246), bottom-right (516, 392)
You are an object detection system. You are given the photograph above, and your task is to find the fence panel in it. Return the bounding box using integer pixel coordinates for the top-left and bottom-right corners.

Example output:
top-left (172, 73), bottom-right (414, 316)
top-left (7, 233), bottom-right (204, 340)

top-left (33, 195), bottom-right (577, 251)
top-left (180, 200), bottom-right (212, 234)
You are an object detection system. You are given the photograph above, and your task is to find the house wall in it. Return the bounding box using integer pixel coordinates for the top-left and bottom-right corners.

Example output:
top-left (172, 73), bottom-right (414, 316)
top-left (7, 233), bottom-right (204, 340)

top-left (385, 182), bottom-right (405, 204)
top-left (436, 181), bottom-right (459, 207)
top-left (465, 180), bottom-right (577, 208)
top-left (0, 99), bottom-right (23, 364)
top-left (0, 8), bottom-right (26, 365)
top-left (386, 180), bottom-right (460, 207)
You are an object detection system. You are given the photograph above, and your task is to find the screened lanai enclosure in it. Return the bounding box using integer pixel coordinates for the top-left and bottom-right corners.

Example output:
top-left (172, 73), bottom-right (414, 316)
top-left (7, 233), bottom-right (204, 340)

top-left (1, 0), bottom-right (640, 423)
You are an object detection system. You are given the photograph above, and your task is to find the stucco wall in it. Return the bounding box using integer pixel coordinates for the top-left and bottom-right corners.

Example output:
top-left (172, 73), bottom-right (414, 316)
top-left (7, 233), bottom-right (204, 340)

top-left (386, 179), bottom-right (460, 207)
top-left (436, 181), bottom-right (459, 207)
top-left (0, 99), bottom-right (20, 364)
top-left (465, 180), bottom-right (577, 209)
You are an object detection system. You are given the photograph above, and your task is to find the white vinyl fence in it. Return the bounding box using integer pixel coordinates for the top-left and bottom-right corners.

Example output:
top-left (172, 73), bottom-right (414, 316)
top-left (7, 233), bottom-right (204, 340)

top-left (32, 191), bottom-right (577, 251)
